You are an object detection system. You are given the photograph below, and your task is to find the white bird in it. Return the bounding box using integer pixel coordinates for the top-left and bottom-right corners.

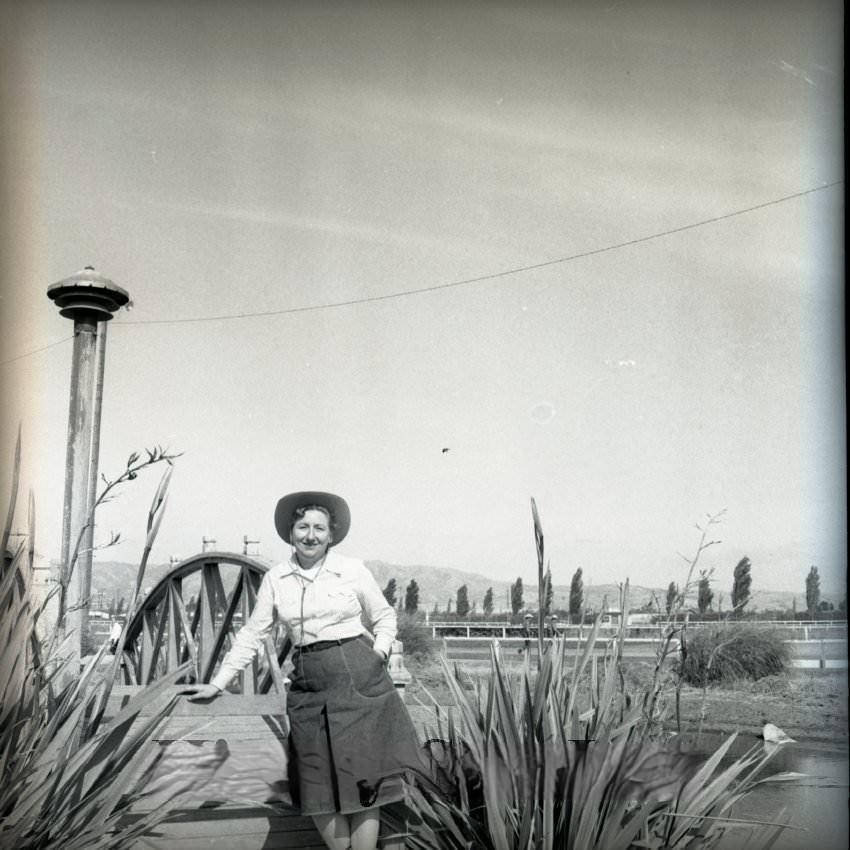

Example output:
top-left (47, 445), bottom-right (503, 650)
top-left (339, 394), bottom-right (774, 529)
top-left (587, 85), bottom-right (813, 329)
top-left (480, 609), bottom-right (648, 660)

top-left (762, 723), bottom-right (796, 744)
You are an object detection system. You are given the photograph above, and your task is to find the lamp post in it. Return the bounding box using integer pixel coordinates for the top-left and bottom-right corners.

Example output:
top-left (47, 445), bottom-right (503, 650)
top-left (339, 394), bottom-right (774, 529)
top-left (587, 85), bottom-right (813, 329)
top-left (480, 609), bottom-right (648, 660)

top-left (47, 267), bottom-right (129, 667)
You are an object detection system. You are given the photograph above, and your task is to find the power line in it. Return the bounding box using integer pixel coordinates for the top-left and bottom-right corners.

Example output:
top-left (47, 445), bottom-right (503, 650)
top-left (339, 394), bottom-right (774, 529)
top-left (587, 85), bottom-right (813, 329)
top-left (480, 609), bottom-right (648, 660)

top-left (0, 335), bottom-right (74, 368)
top-left (116, 180), bottom-right (842, 328)
top-left (1, 179), bottom-right (842, 363)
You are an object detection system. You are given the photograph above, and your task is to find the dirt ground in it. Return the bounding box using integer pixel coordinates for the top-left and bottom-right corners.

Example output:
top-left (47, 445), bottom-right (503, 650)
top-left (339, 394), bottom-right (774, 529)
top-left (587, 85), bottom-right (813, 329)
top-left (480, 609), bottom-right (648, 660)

top-left (404, 658), bottom-right (848, 746)
top-left (672, 670), bottom-right (848, 744)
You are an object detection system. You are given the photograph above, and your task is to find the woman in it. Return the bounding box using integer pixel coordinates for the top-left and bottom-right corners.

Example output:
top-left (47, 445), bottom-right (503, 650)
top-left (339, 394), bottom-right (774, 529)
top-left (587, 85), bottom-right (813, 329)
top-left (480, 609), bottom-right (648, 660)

top-left (183, 491), bottom-right (422, 850)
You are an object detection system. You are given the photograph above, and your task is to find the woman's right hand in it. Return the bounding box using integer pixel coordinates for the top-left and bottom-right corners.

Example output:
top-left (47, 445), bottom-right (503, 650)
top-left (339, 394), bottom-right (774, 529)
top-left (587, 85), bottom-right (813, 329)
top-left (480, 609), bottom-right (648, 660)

top-left (180, 683), bottom-right (223, 701)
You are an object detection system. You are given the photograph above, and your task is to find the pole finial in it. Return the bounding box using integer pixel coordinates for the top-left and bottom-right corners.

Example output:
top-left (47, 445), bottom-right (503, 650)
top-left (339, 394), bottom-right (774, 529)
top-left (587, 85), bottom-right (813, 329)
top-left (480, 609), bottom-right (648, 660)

top-left (47, 268), bottom-right (130, 320)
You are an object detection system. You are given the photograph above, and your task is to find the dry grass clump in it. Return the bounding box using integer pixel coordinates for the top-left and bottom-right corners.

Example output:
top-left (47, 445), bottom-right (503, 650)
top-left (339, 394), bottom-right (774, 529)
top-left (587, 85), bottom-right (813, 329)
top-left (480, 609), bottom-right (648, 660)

top-left (679, 625), bottom-right (790, 686)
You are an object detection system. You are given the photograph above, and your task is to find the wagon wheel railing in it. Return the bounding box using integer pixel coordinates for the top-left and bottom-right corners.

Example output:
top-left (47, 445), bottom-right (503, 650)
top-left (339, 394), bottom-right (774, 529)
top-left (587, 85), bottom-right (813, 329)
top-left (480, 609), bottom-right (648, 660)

top-left (122, 552), bottom-right (290, 693)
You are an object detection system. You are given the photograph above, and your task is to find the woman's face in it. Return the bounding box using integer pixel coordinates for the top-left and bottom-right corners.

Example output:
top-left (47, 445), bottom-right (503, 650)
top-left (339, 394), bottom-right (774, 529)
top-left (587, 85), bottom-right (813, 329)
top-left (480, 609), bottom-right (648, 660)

top-left (291, 508), bottom-right (333, 565)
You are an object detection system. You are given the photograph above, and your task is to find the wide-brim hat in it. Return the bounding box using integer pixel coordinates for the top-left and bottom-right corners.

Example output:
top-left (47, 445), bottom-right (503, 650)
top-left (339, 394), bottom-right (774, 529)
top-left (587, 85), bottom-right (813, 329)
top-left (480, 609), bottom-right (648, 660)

top-left (274, 491), bottom-right (351, 546)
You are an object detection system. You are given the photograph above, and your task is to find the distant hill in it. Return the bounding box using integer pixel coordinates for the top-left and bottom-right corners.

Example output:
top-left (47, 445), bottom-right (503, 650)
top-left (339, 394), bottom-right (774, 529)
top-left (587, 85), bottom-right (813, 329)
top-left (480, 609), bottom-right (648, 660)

top-left (86, 560), bottom-right (174, 608)
top-left (81, 557), bottom-right (843, 615)
top-left (364, 560), bottom-right (650, 614)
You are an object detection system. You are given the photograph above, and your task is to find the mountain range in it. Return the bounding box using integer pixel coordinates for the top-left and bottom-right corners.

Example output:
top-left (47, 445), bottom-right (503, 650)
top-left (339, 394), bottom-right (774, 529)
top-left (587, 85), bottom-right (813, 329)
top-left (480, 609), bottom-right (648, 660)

top-left (81, 558), bottom-right (843, 614)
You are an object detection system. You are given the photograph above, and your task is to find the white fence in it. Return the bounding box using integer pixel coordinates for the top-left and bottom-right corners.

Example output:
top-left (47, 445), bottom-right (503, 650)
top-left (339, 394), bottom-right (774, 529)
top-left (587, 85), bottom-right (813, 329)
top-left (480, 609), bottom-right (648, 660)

top-left (438, 634), bottom-right (848, 670)
top-left (430, 620), bottom-right (848, 641)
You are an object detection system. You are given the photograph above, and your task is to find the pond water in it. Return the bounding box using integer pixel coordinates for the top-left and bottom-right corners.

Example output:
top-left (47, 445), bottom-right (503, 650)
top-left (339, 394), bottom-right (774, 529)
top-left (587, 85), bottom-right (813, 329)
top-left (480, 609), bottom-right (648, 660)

top-left (682, 734), bottom-right (849, 850)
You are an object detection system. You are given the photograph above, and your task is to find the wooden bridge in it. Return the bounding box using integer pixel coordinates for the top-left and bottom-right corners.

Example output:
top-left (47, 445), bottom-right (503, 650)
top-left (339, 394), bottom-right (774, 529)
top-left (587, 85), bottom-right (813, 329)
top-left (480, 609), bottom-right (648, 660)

top-left (109, 552), bottom-right (411, 849)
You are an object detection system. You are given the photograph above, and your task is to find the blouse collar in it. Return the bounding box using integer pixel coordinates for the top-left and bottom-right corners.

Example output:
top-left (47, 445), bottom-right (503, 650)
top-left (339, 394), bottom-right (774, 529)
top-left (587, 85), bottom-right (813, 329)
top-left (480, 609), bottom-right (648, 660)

top-left (278, 549), bottom-right (344, 580)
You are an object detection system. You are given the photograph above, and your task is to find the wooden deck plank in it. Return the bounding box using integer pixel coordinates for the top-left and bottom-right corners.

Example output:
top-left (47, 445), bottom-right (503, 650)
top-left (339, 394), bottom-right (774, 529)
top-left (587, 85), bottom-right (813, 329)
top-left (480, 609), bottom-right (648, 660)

top-left (106, 686), bottom-right (286, 716)
top-left (130, 812), bottom-right (310, 835)
top-left (138, 716), bottom-right (286, 738)
top-left (132, 829), bottom-right (327, 850)
top-left (130, 806), bottom-right (313, 828)
top-left (126, 805), bottom-right (407, 849)
top-left (125, 805), bottom-right (325, 849)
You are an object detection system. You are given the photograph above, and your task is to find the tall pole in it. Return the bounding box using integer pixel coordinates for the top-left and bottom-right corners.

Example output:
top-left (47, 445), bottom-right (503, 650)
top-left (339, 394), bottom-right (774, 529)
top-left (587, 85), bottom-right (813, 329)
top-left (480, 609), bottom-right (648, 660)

top-left (60, 308), bottom-right (98, 655)
top-left (79, 320), bottom-right (108, 648)
top-left (48, 267), bottom-right (129, 669)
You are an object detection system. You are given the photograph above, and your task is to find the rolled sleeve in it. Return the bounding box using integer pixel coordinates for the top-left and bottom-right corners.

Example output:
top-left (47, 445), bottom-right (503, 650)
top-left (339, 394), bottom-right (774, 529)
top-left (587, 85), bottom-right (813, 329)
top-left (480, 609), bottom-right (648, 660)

top-left (210, 570), bottom-right (276, 690)
top-left (355, 563), bottom-right (397, 658)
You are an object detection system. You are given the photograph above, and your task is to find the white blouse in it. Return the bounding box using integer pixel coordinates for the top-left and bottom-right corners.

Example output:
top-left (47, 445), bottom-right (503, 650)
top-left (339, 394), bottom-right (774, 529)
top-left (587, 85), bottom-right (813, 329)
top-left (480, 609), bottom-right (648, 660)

top-left (211, 550), bottom-right (396, 691)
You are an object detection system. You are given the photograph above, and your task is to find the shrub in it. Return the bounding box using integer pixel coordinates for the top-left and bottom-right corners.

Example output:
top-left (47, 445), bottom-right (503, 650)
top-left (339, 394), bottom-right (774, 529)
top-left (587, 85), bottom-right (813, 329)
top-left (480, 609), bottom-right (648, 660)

top-left (397, 611), bottom-right (437, 661)
top-left (679, 624), bottom-right (790, 686)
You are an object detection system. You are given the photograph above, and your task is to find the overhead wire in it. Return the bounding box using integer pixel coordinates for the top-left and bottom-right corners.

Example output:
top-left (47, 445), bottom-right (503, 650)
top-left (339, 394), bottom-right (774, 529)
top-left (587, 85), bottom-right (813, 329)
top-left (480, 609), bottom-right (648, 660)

top-left (115, 180), bottom-right (844, 327)
top-left (0, 178), bottom-right (842, 365)
top-left (0, 334), bottom-right (75, 368)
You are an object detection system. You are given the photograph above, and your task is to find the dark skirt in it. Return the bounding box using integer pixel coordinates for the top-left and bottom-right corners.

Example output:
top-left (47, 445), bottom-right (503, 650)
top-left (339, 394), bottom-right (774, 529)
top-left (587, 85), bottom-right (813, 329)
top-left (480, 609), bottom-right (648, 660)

top-left (286, 635), bottom-right (424, 816)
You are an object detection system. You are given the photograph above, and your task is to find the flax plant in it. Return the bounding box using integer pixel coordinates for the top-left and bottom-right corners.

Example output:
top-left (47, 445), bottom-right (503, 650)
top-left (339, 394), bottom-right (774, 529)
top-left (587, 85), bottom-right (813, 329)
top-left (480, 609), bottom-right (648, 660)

top-left (1, 434), bottom-right (196, 850)
top-left (386, 502), bottom-right (797, 849)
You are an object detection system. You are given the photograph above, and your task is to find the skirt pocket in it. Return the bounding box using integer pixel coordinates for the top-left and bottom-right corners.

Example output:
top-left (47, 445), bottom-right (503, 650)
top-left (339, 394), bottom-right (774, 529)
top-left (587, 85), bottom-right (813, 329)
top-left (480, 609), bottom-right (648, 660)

top-left (343, 639), bottom-right (392, 699)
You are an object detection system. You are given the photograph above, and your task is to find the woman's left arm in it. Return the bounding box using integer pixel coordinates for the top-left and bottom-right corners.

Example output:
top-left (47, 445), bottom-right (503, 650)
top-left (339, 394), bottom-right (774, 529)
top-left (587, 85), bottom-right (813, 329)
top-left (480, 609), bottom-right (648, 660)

top-left (355, 563), bottom-right (397, 660)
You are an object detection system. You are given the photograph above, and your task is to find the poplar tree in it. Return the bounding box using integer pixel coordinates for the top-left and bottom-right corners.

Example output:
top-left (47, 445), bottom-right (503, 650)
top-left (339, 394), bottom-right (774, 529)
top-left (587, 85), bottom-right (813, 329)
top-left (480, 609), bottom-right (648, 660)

top-left (568, 568), bottom-right (583, 623)
top-left (543, 567), bottom-right (554, 617)
top-left (665, 581), bottom-right (678, 615)
top-left (510, 578), bottom-right (524, 614)
top-left (731, 557), bottom-right (752, 615)
top-left (404, 579), bottom-right (420, 614)
top-left (382, 578), bottom-right (397, 607)
top-left (483, 587), bottom-right (494, 617)
top-left (697, 575), bottom-right (713, 614)
top-left (805, 566), bottom-right (820, 618)
top-left (456, 585), bottom-right (470, 618)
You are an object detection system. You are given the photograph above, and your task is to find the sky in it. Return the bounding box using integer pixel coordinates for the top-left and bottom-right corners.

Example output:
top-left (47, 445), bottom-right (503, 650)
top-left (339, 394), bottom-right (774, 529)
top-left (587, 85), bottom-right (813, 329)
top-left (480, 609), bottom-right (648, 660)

top-left (0, 0), bottom-right (844, 600)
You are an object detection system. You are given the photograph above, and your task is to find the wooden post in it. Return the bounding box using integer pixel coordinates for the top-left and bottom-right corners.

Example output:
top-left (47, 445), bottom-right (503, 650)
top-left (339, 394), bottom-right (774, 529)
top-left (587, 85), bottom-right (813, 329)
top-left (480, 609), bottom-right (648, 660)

top-left (59, 309), bottom-right (99, 660)
top-left (387, 639), bottom-right (412, 701)
top-left (79, 321), bottom-right (108, 653)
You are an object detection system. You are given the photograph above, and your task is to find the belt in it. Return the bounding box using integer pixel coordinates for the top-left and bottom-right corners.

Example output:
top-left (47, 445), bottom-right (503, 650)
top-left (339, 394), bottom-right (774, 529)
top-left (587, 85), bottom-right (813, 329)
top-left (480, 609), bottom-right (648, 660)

top-left (295, 634), bottom-right (363, 654)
